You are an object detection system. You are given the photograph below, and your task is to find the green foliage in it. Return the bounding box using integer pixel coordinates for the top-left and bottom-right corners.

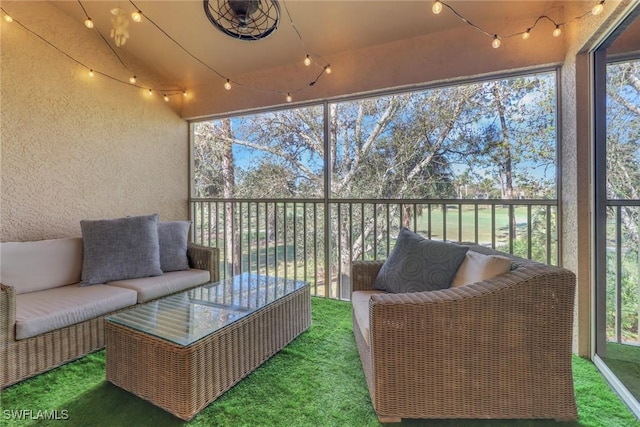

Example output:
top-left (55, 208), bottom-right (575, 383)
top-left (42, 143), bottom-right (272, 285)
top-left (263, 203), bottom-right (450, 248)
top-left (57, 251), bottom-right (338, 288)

top-left (191, 72), bottom-right (561, 292)
top-left (606, 60), bottom-right (640, 200)
top-left (603, 59), bottom-right (640, 345)
top-left (193, 72), bottom-right (557, 201)
top-left (605, 248), bottom-right (640, 342)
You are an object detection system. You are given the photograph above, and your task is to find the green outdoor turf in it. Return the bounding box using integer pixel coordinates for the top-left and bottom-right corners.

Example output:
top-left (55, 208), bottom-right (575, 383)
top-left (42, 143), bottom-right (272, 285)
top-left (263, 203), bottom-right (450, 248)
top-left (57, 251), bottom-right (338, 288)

top-left (603, 342), bottom-right (640, 404)
top-left (1, 297), bottom-right (639, 427)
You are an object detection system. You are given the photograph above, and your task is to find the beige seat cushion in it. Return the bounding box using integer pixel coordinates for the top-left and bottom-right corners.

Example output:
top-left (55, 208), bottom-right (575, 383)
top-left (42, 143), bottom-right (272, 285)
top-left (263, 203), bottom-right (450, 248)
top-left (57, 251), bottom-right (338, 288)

top-left (0, 237), bottom-right (83, 294)
top-left (451, 250), bottom-right (512, 287)
top-left (15, 283), bottom-right (137, 340)
top-left (106, 268), bottom-right (210, 303)
top-left (352, 290), bottom-right (388, 346)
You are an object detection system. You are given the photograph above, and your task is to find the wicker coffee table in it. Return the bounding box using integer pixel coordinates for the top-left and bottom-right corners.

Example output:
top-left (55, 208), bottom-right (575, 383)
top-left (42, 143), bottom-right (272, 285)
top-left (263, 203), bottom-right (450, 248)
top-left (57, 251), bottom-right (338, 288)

top-left (105, 273), bottom-right (310, 420)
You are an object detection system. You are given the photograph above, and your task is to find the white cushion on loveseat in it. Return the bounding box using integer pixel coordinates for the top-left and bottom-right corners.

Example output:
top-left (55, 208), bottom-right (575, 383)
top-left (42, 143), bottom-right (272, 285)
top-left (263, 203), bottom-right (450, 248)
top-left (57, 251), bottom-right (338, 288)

top-left (0, 237), bottom-right (83, 294)
top-left (450, 250), bottom-right (512, 287)
top-left (15, 283), bottom-right (137, 340)
top-left (106, 268), bottom-right (210, 303)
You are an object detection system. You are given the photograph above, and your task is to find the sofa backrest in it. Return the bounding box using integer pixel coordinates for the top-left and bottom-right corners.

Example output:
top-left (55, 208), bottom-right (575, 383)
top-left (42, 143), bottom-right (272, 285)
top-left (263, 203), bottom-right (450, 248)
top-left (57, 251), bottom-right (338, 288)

top-left (0, 237), bottom-right (83, 294)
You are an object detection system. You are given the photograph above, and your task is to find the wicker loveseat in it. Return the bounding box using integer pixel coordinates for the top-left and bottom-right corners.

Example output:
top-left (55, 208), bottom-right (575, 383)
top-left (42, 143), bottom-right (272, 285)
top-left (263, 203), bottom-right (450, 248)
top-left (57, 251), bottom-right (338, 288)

top-left (351, 244), bottom-right (578, 423)
top-left (0, 235), bottom-right (219, 389)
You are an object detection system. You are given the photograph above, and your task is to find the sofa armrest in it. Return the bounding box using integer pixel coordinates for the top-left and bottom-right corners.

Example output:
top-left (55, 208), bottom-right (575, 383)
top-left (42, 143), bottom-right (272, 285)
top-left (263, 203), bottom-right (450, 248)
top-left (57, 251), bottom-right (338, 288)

top-left (0, 283), bottom-right (16, 344)
top-left (187, 243), bottom-right (220, 283)
top-left (352, 261), bottom-right (385, 292)
top-left (367, 264), bottom-right (576, 410)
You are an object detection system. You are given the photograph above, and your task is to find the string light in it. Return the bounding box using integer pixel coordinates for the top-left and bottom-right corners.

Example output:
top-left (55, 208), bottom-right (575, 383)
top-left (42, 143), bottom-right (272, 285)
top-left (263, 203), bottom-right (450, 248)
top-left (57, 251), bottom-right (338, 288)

top-left (2, 0), bottom-right (606, 105)
top-left (183, 90), bottom-right (188, 97)
top-left (431, 0), bottom-right (604, 47)
top-left (592, 1), bottom-right (605, 15)
top-left (432, 1), bottom-right (443, 15)
top-left (2, 7), bottom-right (185, 101)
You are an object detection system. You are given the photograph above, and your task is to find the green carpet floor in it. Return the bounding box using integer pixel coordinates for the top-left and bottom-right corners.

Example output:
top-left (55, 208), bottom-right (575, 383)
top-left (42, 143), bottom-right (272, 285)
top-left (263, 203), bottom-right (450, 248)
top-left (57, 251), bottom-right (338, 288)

top-left (1, 297), bottom-right (639, 427)
top-left (603, 342), bottom-right (640, 404)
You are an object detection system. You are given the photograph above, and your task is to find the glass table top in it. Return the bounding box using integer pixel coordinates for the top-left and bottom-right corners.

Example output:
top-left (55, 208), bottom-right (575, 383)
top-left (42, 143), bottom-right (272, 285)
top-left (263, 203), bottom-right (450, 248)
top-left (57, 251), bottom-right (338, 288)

top-left (106, 273), bottom-right (308, 346)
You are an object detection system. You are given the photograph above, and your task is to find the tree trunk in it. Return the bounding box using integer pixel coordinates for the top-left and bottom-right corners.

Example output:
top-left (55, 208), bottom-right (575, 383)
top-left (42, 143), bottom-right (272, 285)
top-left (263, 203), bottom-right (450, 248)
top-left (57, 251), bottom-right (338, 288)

top-left (492, 84), bottom-right (514, 200)
top-left (220, 118), bottom-right (241, 275)
top-left (492, 83), bottom-right (517, 237)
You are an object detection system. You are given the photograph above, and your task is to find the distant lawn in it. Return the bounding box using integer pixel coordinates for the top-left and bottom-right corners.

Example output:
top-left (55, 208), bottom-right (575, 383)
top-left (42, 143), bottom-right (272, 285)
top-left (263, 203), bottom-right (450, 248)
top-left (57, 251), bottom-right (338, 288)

top-left (414, 205), bottom-right (545, 244)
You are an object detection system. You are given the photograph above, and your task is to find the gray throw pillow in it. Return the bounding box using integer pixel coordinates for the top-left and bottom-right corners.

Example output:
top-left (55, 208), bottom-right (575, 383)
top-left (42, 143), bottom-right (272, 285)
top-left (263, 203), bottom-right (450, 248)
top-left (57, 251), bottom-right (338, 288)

top-left (373, 228), bottom-right (469, 293)
top-left (80, 214), bottom-right (163, 285)
top-left (158, 221), bottom-right (191, 272)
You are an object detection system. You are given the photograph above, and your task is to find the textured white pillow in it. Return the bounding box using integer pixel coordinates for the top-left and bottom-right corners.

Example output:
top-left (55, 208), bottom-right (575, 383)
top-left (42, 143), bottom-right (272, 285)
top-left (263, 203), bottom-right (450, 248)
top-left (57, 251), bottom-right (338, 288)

top-left (451, 250), bottom-right (512, 287)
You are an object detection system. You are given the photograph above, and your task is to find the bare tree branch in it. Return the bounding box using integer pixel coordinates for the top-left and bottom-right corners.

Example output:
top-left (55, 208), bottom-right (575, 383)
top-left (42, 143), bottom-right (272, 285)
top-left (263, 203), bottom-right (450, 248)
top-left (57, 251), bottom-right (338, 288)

top-left (609, 90), bottom-right (640, 116)
top-left (336, 96), bottom-right (402, 194)
top-left (216, 135), bottom-right (324, 189)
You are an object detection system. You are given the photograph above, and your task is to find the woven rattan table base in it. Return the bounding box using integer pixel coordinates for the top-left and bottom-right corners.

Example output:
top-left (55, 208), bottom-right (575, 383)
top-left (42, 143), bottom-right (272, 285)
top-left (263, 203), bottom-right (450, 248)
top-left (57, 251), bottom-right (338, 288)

top-left (106, 286), bottom-right (311, 420)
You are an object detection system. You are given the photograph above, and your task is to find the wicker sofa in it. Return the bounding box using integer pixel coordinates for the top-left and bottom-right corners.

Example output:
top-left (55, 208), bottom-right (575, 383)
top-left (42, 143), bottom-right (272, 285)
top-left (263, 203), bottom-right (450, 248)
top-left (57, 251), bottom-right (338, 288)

top-left (0, 237), bottom-right (219, 389)
top-left (351, 244), bottom-right (578, 423)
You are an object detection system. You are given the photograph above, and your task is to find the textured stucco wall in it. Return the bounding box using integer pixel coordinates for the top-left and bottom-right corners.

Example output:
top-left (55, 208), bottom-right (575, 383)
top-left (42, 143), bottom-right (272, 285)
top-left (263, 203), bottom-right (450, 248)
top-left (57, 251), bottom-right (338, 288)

top-left (1, 2), bottom-right (189, 241)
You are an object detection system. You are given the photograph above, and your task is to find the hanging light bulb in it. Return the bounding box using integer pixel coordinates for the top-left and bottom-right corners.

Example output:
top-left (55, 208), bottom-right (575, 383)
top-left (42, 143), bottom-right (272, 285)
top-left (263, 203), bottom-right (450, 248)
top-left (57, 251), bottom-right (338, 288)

top-left (88, 69), bottom-right (94, 77)
top-left (4, 14), bottom-right (13, 22)
top-left (129, 75), bottom-right (137, 84)
top-left (522, 28), bottom-right (531, 40)
top-left (286, 93), bottom-right (292, 103)
top-left (163, 94), bottom-right (169, 102)
top-left (492, 35), bottom-right (501, 48)
top-left (592, 1), bottom-right (605, 15)
top-left (224, 79), bottom-right (232, 90)
top-left (183, 90), bottom-right (188, 97)
top-left (553, 25), bottom-right (562, 37)
top-left (304, 55), bottom-right (311, 66)
top-left (131, 10), bottom-right (143, 22)
top-left (432, 1), bottom-right (443, 14)
top-left (84, 18), bottom-right (94, 28)
top-left (147, 89), bottom-right (153, 96)
top-left (325, 65), bottom-right (332, 74)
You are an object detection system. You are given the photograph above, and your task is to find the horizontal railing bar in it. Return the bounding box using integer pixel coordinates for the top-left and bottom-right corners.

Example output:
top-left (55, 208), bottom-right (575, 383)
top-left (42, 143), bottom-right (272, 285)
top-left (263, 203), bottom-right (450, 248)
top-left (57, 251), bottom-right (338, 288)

top-left (190, 197), bottom-right (558, 206)
top-left (606, 200), bottom-right (640, 206)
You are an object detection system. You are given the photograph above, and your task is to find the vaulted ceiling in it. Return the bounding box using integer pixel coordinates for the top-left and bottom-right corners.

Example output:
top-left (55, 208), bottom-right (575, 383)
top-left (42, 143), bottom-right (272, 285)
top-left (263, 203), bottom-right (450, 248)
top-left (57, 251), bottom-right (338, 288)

top-left (51, 1), bottom-right (584, 91)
